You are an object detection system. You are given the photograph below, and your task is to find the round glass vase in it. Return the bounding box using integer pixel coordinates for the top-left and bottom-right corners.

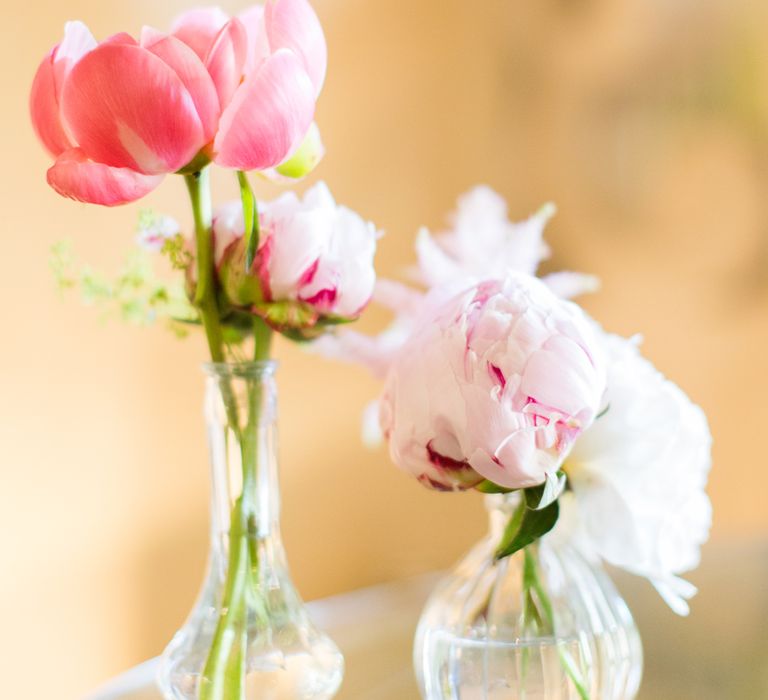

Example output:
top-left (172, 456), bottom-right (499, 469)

top-left (159, 362), bottom-right (344, 700)
top-left (414, 494), bottom-right (643, 700)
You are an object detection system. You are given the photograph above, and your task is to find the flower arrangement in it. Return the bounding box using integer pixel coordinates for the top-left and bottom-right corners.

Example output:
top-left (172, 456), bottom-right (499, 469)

top-left (31, 0), bottom-right (712, 694)
top-left (326, 186), bottom-right (712, 611)
top-left (31, 2), bottom-right (377, 698)
top-left (321, 186), bottom-right (712, 694)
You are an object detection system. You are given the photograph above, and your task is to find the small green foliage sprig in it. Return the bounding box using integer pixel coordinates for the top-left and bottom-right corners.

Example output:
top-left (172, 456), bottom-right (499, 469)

top-left (160, 234), bottom-right (194, 271)
top-left (50, 237), bottom-right (198, 336)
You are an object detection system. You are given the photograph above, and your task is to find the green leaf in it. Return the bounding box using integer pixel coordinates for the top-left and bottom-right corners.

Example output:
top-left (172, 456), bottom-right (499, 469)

top-left (494, 500), bottom-right (559, 560)
top-left (314, 314), bottom-right (357, 327)
top-left (524, 471), bottom-right (566, 510)
top-left (237, 171), bottom-right (259, 271)
top-left (475, 480), bottom-right (516, 494)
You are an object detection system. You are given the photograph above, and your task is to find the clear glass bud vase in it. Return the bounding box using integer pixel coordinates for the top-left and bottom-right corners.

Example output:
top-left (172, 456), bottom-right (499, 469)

top-left (159, 362), bottom-right (344, 700)
top-left (414, 495), bottom-right (643, 700)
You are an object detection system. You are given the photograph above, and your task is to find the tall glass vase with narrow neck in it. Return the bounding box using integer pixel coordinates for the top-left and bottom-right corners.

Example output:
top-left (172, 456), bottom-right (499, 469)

top-left (414, 493), bottom-right (643, 700)
top-left (159, 361), bottom-right (344, 700)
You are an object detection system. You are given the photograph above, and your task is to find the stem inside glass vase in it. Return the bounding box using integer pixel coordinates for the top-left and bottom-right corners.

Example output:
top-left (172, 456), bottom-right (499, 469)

top-left (183, 165), bottom-right (277, 698)
top-left (159, 359), bottom-right (344, 700)
top-left (199, 360), bottom-right (271, 700)
top-left (521, 545), bottom-right (590, 700)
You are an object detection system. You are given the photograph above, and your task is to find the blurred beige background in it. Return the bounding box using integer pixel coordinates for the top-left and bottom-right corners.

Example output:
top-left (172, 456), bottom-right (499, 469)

top-left (2, 0), bottom-right (768, 698)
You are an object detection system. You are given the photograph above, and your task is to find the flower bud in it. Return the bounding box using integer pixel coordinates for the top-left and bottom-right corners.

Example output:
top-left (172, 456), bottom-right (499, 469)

top-left (212, 182), bottom-right (378, 334)
top-left (380, 274), bottom-right (606, 491)
top-left (273, 123), bottom-right (325, 180)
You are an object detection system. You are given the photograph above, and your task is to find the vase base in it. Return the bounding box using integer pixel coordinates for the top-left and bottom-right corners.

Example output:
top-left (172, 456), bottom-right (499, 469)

top-left (159, 646), bottom-right (344, 700)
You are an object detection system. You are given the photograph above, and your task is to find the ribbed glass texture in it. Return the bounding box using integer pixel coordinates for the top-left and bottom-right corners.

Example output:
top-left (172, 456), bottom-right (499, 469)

top-left (414, 495), bottom-right (643, 700)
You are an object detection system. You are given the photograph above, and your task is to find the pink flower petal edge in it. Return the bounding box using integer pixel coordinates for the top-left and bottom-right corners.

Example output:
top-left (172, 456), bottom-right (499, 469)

top-left (170, 6), bottom-right (229, 60)
top-left (47, 148), bottom-right (164, 206)
top-left (140, 28), bottom-right (221, 142)
top-left (213, 48), bottom-right (315, 170)
top-left (61, 42), bottom-right (206, 174)
top-left (238, 5), bottom-right (270, 75)
top-left (204, 18), bottom-right (248, 110)
top-left (29, 49), bottom-right (72, 158)
top-left (265, 0), bottom-right (327, 96)
top-left (29, 20), bottom-right (96, 158)
top-left (53, 20), bottom-right (98, 90)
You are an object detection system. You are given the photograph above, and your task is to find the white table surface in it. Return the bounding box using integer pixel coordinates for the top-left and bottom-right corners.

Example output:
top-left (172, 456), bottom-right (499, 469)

top-left (86, 542), bottom-right (768, 700)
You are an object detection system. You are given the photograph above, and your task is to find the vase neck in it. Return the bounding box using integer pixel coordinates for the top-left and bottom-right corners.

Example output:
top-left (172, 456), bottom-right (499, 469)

top-left (485, 492), bottom-right (524, 542)
top-left (204, 361), bottom-right (280, 540)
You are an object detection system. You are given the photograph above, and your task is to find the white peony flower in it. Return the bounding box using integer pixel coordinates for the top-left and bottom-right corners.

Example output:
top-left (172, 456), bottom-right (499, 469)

top-left (558, 332), bottom-right (712, 615)
top-left (414, 186), bottom-right (599, 299)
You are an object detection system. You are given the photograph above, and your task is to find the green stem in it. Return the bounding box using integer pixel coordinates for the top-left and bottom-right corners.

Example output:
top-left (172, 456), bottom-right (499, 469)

top-left (521, 546), bottom-right (591, 700)
top-left (200, 496), bottom-right (249, 700)
top-left (185, 168), bottom-right (247, 700)
top-left (245, 318), bottom-right (273, 590)
top-left (253, 316), bottom-right (273, 362)
top-left (184, 168), bottom-right (248, 700)
top-left (186, 168), bottom-right (275, 700)
top-left (184, 169), bottom-right (226, 364)
top-left (199, 420), bottom-right (261, 700)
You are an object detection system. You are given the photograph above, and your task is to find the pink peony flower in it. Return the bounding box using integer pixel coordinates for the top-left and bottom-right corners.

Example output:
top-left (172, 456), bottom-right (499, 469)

top-left (315, 186), bottom-right (601, 382)
top-left (212, 182), bottom-right (378, 330)
top-left (30, 1), bottom-right (325, 206)
top-left (379, 273), bottom-right (606, 492)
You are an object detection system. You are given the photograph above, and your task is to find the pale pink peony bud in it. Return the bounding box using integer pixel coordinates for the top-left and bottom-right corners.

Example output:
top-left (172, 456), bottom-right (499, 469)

top-left (379, 273), bottom-right (606, 492)
top-left (213, 182), bottom-right (378, 332)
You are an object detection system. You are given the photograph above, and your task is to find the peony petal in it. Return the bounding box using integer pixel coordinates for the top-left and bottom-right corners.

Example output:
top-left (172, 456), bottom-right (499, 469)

top-left (265, 0), bottom-right (327, 96)
top-left (374, 279), bottom-right (425, 315)
top-left (170, 6), bottom-right (229, 60)
top-left (522, 335), bottom-right (601, 418)
top-left (140, 28), bottom-right (220, 142)
top-left (562, 330), bottom-right (712, 614)
top-left (61, 43), bottom-right (206, 174)
top-left (30, 21), bottom-right (97, 158)
top-left (652, 576), bottom-right (697, 616)
top-left (53, 21), bottom-right (97, 91)
top-left (46, 148), bottom-right (163, 206)
top-left (212, 200), bottom-right (246, 264)
top-left (204, 18), bottom-right (248, 110)
top-left (30, 49), bottom-right (72, 157)
top-left (213, 49), bottom-right (315, 170)
top-left (238, 5), bottom-right (271, 75)
top-left (298, 205), bottom-right (376, 317)
top-left (415, 226), bottom-right (462, 288)
top-left (312, 326), bottom-right (409, 379)
top-left (101, 32), bottom-right (138, 46)
top-left (542, 271), bottom-right (601, 299)
top-left (361, 400), bottom-right (384, 447)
